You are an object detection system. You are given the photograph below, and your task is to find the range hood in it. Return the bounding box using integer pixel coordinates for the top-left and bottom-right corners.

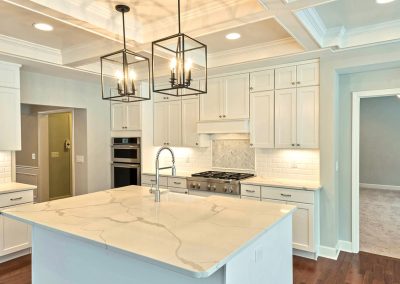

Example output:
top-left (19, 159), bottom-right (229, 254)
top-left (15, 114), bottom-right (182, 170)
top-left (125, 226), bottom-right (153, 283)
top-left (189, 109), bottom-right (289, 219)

top-left (197, 119), bottom-right (250, 134)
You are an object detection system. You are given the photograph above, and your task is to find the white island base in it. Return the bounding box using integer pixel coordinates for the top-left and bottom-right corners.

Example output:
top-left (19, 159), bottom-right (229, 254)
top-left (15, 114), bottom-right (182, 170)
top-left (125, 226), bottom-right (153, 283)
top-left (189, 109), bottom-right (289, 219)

top-left (32, 215), bottom-right (292, 284)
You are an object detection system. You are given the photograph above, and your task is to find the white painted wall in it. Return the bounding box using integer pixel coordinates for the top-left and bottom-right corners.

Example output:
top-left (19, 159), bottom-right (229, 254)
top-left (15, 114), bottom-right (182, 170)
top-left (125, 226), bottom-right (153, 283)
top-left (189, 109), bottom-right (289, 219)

top-left (19, 70), bottom-right (111, 192)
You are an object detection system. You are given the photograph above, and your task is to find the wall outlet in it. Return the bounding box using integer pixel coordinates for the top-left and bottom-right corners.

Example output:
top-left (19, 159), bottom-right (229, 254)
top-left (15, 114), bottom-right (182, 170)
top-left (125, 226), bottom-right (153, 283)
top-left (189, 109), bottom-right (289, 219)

top-left (32, 153), bottom-right (36, 160)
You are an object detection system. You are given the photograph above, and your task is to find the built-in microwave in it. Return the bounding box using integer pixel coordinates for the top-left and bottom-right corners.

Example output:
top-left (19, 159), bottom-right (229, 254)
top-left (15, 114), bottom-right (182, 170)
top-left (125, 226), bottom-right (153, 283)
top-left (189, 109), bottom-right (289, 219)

top-left (111, 137), bottom-right (140, 164)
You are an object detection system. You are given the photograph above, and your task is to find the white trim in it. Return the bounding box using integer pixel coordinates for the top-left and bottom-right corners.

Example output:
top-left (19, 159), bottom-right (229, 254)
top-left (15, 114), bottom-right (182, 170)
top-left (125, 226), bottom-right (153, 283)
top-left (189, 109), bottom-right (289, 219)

top-left (295, 8), bottom-right (326, 47)
top-left (359, 183), bottom-right (400, 191)
top-left (337, 240), bottom-right (352, 253)
top-left (318, 245), bottom-right (339, 260)
top-left (351, 88), bottom-right (400, 254)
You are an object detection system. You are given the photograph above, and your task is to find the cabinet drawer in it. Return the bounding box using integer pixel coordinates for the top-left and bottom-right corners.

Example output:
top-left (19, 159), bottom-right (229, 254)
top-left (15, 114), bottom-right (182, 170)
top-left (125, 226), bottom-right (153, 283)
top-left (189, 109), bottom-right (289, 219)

top-left (241, 196), bottom-right (260, 201)
top-left (168, 177), bottom-right (187, 189)
top-left (141, 175), bottom-right (168, 187)
top-left (168, 187), bottom-right (188, 194)
top-left (241, 184), bottom-right (261, 198)
top-left (0, 190), bottom-right (33, 208)
top-left (261, 187), bottom-right (314, 204)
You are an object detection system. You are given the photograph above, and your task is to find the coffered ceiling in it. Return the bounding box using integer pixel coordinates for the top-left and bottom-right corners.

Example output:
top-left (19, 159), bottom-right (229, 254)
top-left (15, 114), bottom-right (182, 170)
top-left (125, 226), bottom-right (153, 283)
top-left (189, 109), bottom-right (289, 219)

top-left (1, 0), bottom-right (400, 75)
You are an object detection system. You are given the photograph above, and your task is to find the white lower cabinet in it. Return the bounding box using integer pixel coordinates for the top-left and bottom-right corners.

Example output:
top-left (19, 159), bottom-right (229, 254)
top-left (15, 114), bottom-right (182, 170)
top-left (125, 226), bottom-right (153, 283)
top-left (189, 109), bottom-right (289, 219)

top-left (0, 189), bottom-right (33, 261)
top-left (241, 183), bottom-right (319, 259)
top-left (141, 174), bottom-right (188, 194)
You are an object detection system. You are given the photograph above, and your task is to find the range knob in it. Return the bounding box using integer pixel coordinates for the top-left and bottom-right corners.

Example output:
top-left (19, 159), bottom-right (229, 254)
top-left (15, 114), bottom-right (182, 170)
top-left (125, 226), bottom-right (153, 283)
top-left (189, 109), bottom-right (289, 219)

top-left (224, 186), bottom-right (228, 193)
top-left (196, 183), bottom-right (201, 189)
top-left (207, 184), bottom-right (211, 191)
top-left (190, 183), bottom-right (196, 189)
top-left (212, 185), bottom-right (217, 191)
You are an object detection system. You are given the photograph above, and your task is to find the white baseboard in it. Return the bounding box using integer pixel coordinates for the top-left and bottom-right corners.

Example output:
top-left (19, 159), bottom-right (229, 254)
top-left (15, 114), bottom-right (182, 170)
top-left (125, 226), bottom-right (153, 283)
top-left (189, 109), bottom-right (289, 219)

top-left (318, 245), bottom-right (340, 260)
top-left (360, 183), bottom-right (400, 191)
top-left (338, 240), bottom-right (353, 253)
top-left (0, 248), bottom-right (31, 263)
top-left (293, 249), bottom-right (317, 260)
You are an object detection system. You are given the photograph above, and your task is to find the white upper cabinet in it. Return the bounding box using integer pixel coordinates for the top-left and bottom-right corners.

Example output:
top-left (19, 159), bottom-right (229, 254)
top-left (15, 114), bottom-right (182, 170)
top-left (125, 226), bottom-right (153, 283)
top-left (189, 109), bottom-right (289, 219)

top-left (223, 74), bottom-right (249, 120)
top-left (296, 86), bottom-right (319, 148)
top-left (168, 100), bottom-right (182, 147)
top-left (153, 102), bottom-right (170, 146)
top-left (0, 62), bottom-right (21, 151)
top-left (153, 100), bottom-right (182, 147)
top-left (126, 103), bottom-right (141, 131)
top-left (275, 62), bottom-right (319, 89)
top-left (182, 98), bottom-right (200, 147)
top-left (275, 88), bottom-right (297, 148)
top-left (250, 91), bottom-right (274, 148)
top-left (250, 70), bottom-right (274, 92)
top-left (111, 102), bottom-right (141, 131)
top-left (296, 63), bottom-right (319, 87)
top-left (200, 74), bottom-right (249, 121)
top-left (200, 78), bottom-right (223, 121)
top-left (275, 66), bottom-right (297, 89)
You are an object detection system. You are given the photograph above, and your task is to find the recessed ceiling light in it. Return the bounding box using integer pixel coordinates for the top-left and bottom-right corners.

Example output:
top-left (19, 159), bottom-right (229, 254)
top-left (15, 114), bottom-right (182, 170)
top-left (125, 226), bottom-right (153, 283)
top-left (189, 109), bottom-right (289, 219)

top-left (225, 33), bottom-right (241, 40)
top-left (33, 23), bottom-right (54, 31)
top-left (376, 0), bottom-right (395, 4)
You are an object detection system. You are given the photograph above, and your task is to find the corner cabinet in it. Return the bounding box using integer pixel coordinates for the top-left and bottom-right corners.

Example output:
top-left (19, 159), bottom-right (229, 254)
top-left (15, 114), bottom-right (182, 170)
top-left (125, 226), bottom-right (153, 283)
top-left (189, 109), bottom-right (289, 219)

top-left (0, 61), bottom-right (21, 151)
top-left (200, 74), bottom-right (249, 121)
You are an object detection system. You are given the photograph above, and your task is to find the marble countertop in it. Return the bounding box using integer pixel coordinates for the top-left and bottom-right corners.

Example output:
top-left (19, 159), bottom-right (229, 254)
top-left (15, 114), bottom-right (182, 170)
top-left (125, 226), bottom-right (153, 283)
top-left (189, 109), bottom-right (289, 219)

top-left (3, 186), bottom-right (295, 278)
top-left (0, 182), bottom-right (37, 194)
top-left (142, 170), bottom-right (193, 178)
top-left (241, 177), bottom-right (321, 191)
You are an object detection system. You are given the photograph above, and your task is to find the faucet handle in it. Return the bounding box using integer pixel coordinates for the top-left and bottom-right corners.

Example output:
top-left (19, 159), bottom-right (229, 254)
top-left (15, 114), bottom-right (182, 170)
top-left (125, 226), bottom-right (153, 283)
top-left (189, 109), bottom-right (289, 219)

top-left (172, 166), bottom-right (176, 176)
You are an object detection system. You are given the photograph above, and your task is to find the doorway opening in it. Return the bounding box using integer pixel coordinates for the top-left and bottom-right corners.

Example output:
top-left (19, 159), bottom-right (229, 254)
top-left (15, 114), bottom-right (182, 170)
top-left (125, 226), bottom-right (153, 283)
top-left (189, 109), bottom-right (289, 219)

top-left (351, 88), bottom-right (400, 258)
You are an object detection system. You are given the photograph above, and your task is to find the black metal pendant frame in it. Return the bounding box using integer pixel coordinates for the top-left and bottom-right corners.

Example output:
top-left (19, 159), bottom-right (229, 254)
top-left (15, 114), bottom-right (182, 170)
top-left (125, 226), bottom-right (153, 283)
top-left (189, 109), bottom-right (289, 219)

top-left (151, 0), bottom-right (207, 97)
top-left (101, 4), bottom-right (151, 103)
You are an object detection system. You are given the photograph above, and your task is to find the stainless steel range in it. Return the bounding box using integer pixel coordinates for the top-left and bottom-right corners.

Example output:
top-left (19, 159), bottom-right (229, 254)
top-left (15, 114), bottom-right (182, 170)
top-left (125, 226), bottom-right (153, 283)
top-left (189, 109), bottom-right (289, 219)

top-left (187, 171), bottom-right (254, 196)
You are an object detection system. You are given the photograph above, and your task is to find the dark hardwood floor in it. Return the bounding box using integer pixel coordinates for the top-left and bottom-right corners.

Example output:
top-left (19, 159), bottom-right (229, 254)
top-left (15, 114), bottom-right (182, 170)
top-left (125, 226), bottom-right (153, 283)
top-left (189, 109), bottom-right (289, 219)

top-left (0, 252), bottom-right (399, 284)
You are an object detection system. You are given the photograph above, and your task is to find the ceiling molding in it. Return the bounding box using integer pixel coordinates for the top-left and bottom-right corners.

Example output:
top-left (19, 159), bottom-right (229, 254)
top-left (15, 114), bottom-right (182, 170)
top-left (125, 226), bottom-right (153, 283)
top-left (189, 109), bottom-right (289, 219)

top-left (208, 37), bottom-right (303, 68)
top-left (296, 8), bottom-right (327, 47)
top-left (0, 35), bottom-right (61, 64)
top-left (285, 0), bottom-right (337, 11)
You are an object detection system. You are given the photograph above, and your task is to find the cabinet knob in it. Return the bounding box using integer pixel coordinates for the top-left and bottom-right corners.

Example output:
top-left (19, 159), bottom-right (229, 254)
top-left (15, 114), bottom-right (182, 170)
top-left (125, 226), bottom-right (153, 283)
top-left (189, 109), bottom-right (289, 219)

top-left (250, 143), bottom-right (253, 147)
top-left (250, 87), bottom-right (253, 91)
top-left (297, 81), bottom-right (301, 85)
top-left (291, 144), bottom-right (295, 147)
top-left (223, 115), bottom-right (226, 118)
top-left (195, 143), bottom-right (199, 146)
top-left (219, 115), bottom-right (222, 118)
top-left (291, 82), bottom-right (295, 85)
top-left (297, 144), bottom-right (300, 146)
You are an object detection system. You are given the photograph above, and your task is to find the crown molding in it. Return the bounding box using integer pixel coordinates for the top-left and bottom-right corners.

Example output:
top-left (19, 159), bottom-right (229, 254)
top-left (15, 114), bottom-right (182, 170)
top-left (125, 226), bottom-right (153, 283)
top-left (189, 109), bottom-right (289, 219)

top-left (0, 34), bottom-right (61, 64)
top-left (296, 8), bottom-right (326, 47)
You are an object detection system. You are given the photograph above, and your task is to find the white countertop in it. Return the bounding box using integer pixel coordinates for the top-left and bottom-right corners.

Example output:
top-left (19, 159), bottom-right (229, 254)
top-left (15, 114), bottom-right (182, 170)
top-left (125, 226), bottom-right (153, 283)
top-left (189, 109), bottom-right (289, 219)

top-left (3, 186), bottom-right (295, 278)
top-left (142, 170), bottom-right (193, 178)
top-left (241, 177), bottom-right (321, 191)
top-left (0, 182), bottom-right (37, 194)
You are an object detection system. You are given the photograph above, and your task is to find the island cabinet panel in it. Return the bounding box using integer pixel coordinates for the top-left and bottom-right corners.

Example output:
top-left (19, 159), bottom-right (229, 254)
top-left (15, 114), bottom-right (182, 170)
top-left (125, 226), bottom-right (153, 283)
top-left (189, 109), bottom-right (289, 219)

top-left (0, 214), bottom-right (31, 257)
top-left (141, 174), bottom-right (187, 194)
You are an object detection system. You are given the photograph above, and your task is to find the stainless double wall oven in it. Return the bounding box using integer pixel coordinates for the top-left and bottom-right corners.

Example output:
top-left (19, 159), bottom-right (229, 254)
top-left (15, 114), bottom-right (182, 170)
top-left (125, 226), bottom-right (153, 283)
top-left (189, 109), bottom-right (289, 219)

top-left (111, 137), bottom-right (141, 188)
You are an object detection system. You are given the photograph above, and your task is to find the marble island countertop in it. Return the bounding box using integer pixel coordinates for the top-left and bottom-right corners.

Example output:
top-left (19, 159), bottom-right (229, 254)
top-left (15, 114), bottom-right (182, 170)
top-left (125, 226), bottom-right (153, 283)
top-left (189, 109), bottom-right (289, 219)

top-left (3, 186), bottom-right (295, 278)
top-left (141, 170), bottom-right (194, 178)
top-left (0, 182), bottom-right (37, 194)
top-left (241, 177), bottom-right (321, 191)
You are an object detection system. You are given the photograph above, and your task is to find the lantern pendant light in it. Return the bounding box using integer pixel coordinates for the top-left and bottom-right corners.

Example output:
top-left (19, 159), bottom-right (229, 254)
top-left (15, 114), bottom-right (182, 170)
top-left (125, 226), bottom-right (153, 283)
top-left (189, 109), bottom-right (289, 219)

top-left (152, 0), bottom-right (207, 97)
top-left (101, 5), bottom-right (151, 102)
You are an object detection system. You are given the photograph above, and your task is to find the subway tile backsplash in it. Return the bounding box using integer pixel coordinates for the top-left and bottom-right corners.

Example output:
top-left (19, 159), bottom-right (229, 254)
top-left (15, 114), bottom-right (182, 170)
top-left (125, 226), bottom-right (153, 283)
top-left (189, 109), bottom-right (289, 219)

top-left (0, 151), bottom-right (12, 184)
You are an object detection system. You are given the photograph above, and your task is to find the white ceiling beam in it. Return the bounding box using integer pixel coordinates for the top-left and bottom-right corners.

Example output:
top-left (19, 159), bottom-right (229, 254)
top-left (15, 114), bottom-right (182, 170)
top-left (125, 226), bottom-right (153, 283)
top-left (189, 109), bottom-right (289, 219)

top-left (285, 0), bottom-right (337, 11)
top-left (257, 0), bottom-right (319, 51)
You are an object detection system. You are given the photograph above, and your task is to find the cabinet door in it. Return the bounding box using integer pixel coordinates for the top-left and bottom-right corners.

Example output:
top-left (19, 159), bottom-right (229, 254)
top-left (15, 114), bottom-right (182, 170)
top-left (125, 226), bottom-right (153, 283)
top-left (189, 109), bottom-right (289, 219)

top-left (167, 100), bottom-right (182, 147)
top-left (182, 98), bottom-right (199, 147)
top-left (126, 103), bottom-right (141, 131)
top-left (250, 91), bottom-right (274, 148)
top-left (275, 88), bottom-right (297, 148)
top-left (287, 201), bottom-right (314, 252)
top-left (296, 63), bottom-right (319, 87)
top-left (250, 70), bottom-right (274, 92)
top-left (0, 87), bottom-right (21, 150)
top-left (275, 66), bottom-right (296, 89)
top-left (111, 103), bottom-right (126, 131)
top-left (223, 74), bottom-right (249, 119)
top-left (153, 102), bottom-right (169, 146)
top-left (0, 215), bottom-right (31, 256)
top-left (200, 78), bottom-right (223, 121)
top-left (296, 86), bottom-right (319, 148)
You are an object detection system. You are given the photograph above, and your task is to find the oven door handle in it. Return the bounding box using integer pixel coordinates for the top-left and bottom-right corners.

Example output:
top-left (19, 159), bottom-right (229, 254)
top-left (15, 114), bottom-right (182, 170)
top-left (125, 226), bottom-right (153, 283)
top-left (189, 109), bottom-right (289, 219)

top-left (112, 145), bottom-right (140, 149)
top-left (112, 163), bottom-right (140, 168)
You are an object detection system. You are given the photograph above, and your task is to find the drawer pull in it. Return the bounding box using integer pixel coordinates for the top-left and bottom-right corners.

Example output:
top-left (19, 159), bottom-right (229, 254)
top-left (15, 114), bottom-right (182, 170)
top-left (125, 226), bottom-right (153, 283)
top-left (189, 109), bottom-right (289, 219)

top-left (245, 190), bottom-right (256, 193)
top-left (150, 179), bottom-right (156, 182)
top-left (280, 193), bottom-right (292, 198)
top-left (10, 197), bottom-right (23, 201)
top-left (173, 182), bottom-right (182, 185)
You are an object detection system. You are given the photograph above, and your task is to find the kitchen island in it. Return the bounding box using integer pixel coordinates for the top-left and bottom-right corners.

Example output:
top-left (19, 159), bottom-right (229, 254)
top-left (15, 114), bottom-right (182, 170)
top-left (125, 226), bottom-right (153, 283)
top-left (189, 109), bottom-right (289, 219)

top-left (3, 186), bottom-right (295, 284)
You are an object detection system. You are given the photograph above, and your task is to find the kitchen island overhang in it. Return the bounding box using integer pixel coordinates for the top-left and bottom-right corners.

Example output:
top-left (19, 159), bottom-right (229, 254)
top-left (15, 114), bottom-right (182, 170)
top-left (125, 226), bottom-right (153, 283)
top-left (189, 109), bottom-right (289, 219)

top-left (3, 186), bottom-right (296, 284)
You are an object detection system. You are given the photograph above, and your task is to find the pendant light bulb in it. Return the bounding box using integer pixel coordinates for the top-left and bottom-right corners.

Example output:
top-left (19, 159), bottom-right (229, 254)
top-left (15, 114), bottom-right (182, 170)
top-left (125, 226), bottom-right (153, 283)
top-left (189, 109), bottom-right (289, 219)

top-left (129, 70), bottom-right (137, 80)
top-left (185, 58), bottom-right (192, 70)
top-left (170, 58), bottom-right (177, 70)
top-left (115, 70), bottom-right (123, 81)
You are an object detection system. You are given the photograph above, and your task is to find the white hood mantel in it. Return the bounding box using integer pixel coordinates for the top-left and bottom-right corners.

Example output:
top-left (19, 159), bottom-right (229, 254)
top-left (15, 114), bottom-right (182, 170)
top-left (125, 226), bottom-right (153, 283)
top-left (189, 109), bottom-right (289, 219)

top-left (197, 119), bottom-right (249, 134)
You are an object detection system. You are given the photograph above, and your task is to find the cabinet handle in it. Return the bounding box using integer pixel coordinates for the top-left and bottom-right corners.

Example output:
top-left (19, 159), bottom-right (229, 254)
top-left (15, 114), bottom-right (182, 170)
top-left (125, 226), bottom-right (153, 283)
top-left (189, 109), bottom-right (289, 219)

top-left (245, 190), bottom-right (255, 193)
top-left (291, 144), bottom-right (295, 147)
top-left (150, 180), bottom-right (156, 182)
top-left (280, 193), bottom-right (291, 198)
top-left (297, 81), bottom-right (301, 85)
top-left (195, 143), bottom-right (199, 146)
top-left (223, 115), bottom-right (226, 118)
top-left (291, 82), bottom-right (295, 85)
top-left (250, 87), bottom-right (253, 91)
top-left (219, 115), bottom-right (222, 118)
top-left (173, 182), bottom-right (181, 185)
top-left (10, 197), bottom-right (23, 201)
top-left (250, 143), bottom-right (253, 146)
top-left (297, 144), bottom-right (300, 146)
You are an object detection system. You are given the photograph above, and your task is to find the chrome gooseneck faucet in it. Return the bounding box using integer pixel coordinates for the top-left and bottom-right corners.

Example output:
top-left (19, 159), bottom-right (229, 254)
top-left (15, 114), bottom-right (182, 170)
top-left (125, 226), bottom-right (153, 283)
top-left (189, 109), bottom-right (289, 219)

top-left (155, 146), bottom-right (176, 202)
